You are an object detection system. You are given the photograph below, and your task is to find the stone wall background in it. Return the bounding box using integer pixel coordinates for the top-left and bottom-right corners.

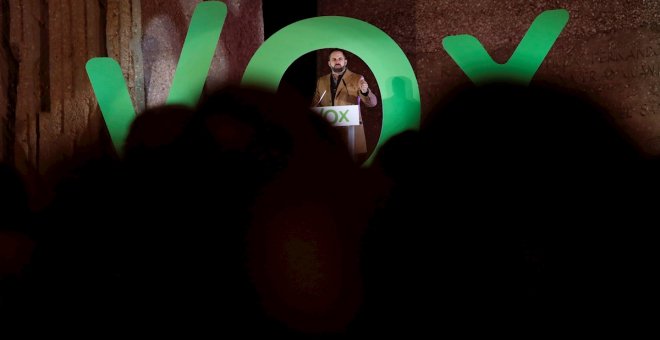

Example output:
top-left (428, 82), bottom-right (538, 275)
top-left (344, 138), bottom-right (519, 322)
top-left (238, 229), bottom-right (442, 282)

top-left (2, 0), bottom-right (660, 201)
top-left (0, 0), bottom-right (263, 205)
top-left (318, 0), bottom-right (660, 159)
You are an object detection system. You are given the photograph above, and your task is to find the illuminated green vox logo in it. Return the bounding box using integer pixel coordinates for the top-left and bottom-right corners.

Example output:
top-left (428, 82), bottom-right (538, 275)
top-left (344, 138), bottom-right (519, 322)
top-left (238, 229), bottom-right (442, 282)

top-left (86, 1), bottom-right (568, 165)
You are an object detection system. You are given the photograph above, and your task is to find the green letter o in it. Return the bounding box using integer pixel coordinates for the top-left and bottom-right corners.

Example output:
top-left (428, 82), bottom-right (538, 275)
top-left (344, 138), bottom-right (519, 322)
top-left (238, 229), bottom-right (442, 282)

top-left (241, 16), bottom-right (420, 166)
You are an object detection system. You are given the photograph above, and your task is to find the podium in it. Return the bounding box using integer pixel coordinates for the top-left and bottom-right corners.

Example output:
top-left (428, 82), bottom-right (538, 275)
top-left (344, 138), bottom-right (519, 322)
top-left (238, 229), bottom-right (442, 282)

top-left (310, 105), bottom-right (360, 157)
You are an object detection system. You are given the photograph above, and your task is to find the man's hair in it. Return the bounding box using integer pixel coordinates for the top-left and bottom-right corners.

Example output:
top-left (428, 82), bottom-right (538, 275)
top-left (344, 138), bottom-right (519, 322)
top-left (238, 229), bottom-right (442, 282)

top-left (327, 48), bottom-right (347, 60)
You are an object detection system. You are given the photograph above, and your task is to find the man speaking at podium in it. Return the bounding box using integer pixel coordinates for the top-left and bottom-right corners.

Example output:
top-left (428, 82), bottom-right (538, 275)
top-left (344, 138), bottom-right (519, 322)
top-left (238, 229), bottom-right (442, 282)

top-left (312, 49), bottom-right (378, 161)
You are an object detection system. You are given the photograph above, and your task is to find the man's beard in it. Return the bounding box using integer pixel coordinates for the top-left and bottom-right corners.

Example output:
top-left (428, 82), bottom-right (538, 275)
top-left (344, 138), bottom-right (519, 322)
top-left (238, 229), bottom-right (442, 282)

top-left (332, 64), bottom-right (346, 73)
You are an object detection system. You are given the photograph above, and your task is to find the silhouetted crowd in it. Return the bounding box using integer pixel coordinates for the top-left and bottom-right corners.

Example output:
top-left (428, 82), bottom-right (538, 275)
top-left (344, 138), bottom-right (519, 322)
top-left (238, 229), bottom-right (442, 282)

top-left (1, 82), bottom-right (656, 337)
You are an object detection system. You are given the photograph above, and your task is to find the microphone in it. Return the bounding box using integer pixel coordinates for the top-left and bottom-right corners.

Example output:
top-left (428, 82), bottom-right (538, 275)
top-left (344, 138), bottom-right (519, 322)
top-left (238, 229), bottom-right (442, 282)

top-left (314, 90), bottom-right (326, 107)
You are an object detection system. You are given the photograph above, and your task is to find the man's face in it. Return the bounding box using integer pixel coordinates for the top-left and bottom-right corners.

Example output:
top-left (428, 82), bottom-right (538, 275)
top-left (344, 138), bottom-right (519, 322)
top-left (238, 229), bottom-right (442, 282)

top-left (328, 51), bottom-right (347, 73)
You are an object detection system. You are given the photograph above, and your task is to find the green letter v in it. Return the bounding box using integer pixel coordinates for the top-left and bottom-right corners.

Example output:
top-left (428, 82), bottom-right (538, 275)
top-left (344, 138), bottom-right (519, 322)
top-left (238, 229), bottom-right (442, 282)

top-left (442, 9), bottom-right (569, 85)
top-left (86, 1), bottom-right (227, 154)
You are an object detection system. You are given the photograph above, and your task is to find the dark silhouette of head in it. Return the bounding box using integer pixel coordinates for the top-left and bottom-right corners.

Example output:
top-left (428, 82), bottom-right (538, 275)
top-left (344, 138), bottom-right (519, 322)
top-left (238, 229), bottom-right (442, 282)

top-left (359, 82), bottom-right (654, 336)
top-left (192, 86), bottom-right (368, 335)
top-left (0, 162), bottom-right (29, 231)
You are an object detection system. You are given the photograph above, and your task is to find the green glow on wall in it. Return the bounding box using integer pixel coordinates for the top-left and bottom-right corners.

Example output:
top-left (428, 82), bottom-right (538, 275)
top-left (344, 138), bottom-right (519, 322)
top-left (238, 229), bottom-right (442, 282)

top-left (241, 16), bottom-right (420, 166)
top-left (442, 9), bottom-right (569, 85)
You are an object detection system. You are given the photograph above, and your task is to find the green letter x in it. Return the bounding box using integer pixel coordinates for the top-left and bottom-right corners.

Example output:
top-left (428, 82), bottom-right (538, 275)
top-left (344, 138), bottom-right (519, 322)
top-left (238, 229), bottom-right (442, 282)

top-left (442, 9), bottom-right (569, 85)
